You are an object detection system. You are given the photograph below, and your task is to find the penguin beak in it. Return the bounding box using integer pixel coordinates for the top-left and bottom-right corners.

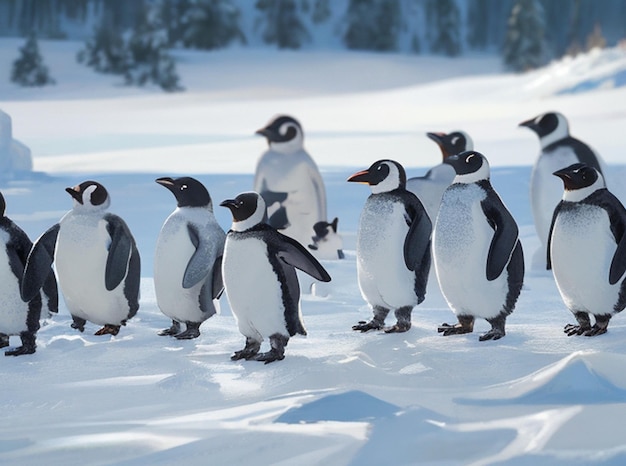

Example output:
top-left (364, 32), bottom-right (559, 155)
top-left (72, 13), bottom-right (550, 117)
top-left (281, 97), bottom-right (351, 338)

top-left (347, 169), bottom-right (372, 185)
top-left (156, 177), bottom-right (176, 192)
top-left (553, 167), bottom-right (574, 189)
top-left (220, 199), bottom-right (238, 212)
top-left (65, 186), bottom-right (83, 204)
top-left (255, 127), bottom-right (277, 143)
top-left (518, 118), bottom-right (538, 131)
top-left (426, 132), bottom-right (446, 145)
top-left (443, 154), bottom-right (460, 167)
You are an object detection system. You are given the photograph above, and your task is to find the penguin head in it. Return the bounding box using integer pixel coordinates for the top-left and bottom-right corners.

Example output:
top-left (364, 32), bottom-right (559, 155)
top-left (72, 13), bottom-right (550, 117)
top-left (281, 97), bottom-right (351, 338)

top-left (308, 218), bottom-right (344, 259)
top-left (427, 131), bottom-right (474, 160)
top-left (444, 150), bottom-right (490, 184)
top-left (347, 159), bottom-right (406, 194)
top-left (65, 181), bottom-right (110, 211)
top-left (220, 191), bottom-right (267, 232)
top-left (156, 176), bottom-right (212, 210)
top-left (0, 191), bottom-right (5, 217)
top-left (519, 111), bottom-right (569, 148)
top-left (255, 115), bottom-right (304, 155)
top-left (553, 163), bottom-right (605, 201)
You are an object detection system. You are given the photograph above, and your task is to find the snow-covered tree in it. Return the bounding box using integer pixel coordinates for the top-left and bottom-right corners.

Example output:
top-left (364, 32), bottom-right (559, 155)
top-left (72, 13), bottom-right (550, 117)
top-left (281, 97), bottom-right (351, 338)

top-left (311, 0), bottom-right (331, 24)
top-left (503, 0), bottom-right (550, 72)
top-left (11, 33), bottom-right (55, 86)
top-left (77, 17), bottom-right (128, 74)
top-left (177, 0), bottom-right (245, 49)
top-left (427, 0), bottom-right (461, 56)
top-left (255, 0), bottom-right (309, 49)
top-left (343, 0), bottom-right (401, 51)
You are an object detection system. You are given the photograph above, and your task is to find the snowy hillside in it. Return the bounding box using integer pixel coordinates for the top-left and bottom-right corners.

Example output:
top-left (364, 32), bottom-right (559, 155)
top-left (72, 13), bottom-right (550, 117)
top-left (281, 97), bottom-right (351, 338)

top-left (1, 40), bottom-right (626, 465)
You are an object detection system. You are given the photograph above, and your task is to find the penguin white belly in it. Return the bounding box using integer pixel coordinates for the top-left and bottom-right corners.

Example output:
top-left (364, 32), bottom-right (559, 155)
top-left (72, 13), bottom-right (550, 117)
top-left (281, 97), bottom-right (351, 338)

top-left (531, 148), bottom-right (579, 245)
top-left (0, 234), bottom-right (29, 335)
top-left (154, 216), bottom-right (205, 323)
top-left (551, 206), bottom-right (620, 314)
top-left (56, 215), bottom-right (129, 326)
top-left (435, 185), bottom-right (509, 319)
top-left (223, 237), bottom-right (287, 341)
top-left (357, 198), bottom-right (416, 309)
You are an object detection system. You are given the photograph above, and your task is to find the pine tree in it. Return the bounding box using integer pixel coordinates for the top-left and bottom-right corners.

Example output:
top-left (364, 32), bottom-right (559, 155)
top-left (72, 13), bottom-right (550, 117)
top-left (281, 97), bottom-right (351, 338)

top-left (11, 33), bottom-right (55, 86)
top-left (343, 0), bottom-right (401, 51)
top-left (255, 0), bottom-right (310, 49)
top-left (311, 0), bottom-right (331, 24)
top-left (427, 0), bottom-right (461, 56)
top-left (179, 0), bottom-right (245, 49)
top-left (503, 0), bottom-right (550, 72)
top-left (77, 16), bottom-right (129, 74)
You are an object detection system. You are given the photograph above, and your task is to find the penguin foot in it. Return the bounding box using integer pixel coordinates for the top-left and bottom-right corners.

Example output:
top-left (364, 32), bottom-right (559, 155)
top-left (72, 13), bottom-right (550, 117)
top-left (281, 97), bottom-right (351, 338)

top-left (384, 322), bottom-right (411, 333)
top-left (352, 320), bottom-right (384, 332)
top-left (231, 338), bottom-right (261, 361)
top-left (584, 323), bottom-right (608, 337)
top-left (564, 324), bottom-right (591, 336)
top-left (5, 345), bottom-right (36, 356)
top-left (158, 321), bottom-right (181, 336)
top-left (71, 316), bottom-right (86, 333)
top-left (255, 349), bottom-right (285, 364)
top-left (479, 328), bottom-right (505, 341)
top-left (438, 323), bottom-right (473, 336)
top-left (0, 334), bottom-right (9, 348)
top-left (94, 325), bottom-right (121, 336)
top-left (175, 328), bottom-right (201, 340)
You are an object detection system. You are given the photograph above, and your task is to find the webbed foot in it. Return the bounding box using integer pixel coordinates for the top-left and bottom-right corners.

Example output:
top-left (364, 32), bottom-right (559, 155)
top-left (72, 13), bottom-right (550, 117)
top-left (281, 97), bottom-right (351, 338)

top-left (158, 320), bottom-right (181, 336)
top-left (70, 316), bottom-right (86, 333)
top-left (231, 337), bottom-right (261, 361)
top-left (5, 345), bottom-right (36, 356)
top-left (438, 315), bottom-right (475, 336)
top-left (352, 320), bottom-right (384, 332)
top-left (175, 322), bottom-right (201, 340)
top-left (254, 333), bottom-right (288, 364)
top-left (565, 311), bottom-right (592, 336)
top-left (94, 324), bottom-right (120, 336)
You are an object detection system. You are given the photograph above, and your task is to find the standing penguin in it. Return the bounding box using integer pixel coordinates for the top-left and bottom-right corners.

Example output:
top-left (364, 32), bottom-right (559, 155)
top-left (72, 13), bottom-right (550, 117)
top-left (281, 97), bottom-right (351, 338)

top-left (434, 151), bottom-right (524, 341)
top-left (254, 115), bottom-right (327, 248)
top-left (549, 163), bottom-right (626, 336)
top-left (0, 191), bottom-right (57, 355)
top-left (220, 191), bottom-right (331, 363)
top-left (348, 159), bottom-right (432, 333)
top-left (154, 177), bottom-right (225, 339)
top-left (21, 181), bottom-right (140, 336)
top-left (307, 217), bottom-right (344, 260)
top-left (519, 111), bottom-right (606, 269)
top-left (407, 131), bottom-right (473, 223)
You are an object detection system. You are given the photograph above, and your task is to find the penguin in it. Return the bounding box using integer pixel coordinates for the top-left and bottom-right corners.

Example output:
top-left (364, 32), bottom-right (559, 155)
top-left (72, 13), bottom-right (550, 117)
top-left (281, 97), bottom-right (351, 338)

top-left (0, 191), bottom-right (57, 356)
top-left (154, 177), bottom-right (226, 339)
top-left (220, 191), bottom-right (331, 363)
top-left (347, 159), bottom-right (432, 333)
top-left (434, 151), bottom-right (524, 341)
top-left (407, 131), bottom-right (473, 223)
top-left (548, 163), bottom-right (626, 336)
top-left (21, 181), bottom-right (140, 336)
top-left (307, 217), bottom-right (344, 260)
top-left (254, 115), bottom-right (327, 248)
top-left (519, 111), bottom-right (606, 269)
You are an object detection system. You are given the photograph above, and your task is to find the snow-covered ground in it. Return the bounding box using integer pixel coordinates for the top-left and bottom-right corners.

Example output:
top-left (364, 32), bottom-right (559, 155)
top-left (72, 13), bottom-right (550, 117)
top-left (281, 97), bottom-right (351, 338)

top-left (1, 40), bottom-right (626, 465)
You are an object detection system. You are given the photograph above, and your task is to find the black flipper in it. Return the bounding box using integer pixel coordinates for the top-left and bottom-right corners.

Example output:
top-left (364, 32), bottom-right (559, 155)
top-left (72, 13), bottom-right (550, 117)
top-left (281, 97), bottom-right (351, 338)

top-left (104, 214), bottom-right (135, 291)
top-left (276, 233), bottom-right (331, 282)
top-left (182, 223), bottom-right (212, 289)
top-left (403, 199), bottom-right (432, 272)
top-left (211, 255), bottom-right (224, 300)
top-left (21, 224), bottom-right (60, 302)
top-left (546, 201), bottom-right (564, 271)
top-left (480, 184), bottom-right (519, 281)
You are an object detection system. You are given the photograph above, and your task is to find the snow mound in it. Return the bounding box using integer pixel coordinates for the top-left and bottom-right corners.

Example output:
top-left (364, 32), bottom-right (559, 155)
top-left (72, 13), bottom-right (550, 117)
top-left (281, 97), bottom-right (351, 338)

top-left (275, 390), bottom-right (399, 424)
top-left (461, 351), bottom-right (626, 405)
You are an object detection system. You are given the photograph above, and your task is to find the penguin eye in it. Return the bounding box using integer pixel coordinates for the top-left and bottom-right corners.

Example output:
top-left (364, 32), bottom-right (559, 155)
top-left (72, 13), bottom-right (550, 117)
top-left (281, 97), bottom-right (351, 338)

top-left (181, 184), bottom-right (188, 190)
top-left (466, 153), bottom-right (475, 163)
top-left (451, 136), bottom-right (459, 145)
top-left (280, 124), bottom-right (290, 136)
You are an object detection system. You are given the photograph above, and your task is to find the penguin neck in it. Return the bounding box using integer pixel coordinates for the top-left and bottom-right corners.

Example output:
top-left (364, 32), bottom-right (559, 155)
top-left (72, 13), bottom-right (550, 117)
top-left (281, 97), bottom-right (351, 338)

top-left (562, 176), bottom-right (606, 203)
top-left (231, 208), bottom-right (266, 232)
top-left (269, 137), bottom-right (304, 155)
top-left (540, 126), bottom-right (569, 149)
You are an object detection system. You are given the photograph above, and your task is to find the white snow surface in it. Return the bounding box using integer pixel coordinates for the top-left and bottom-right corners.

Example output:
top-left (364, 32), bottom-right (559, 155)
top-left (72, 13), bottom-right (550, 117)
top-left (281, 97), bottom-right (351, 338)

top-left (1, 40), bottom-right (626, 465)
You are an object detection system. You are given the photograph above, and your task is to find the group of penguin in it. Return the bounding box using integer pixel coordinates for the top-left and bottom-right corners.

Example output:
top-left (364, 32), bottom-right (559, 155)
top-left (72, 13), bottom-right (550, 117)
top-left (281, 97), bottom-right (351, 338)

top-left (0, 112), bottom-right (624, 362)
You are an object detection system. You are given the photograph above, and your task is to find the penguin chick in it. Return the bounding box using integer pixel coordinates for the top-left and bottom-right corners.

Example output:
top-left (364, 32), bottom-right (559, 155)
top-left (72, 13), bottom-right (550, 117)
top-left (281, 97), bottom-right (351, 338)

top-left (307, 217), bottom-right (344, 260)
top-left (434, 151), bottom-right (524, 341)
top-left (347, 159), bottom-right (432, 334)
top-left (22, 181), bottom-right (140, 336)
top-left (154, 176), bottom-right (226, 339)
top-left (549, 163), bottom-right (626, 337)
top-left (220, 191), bottom-right (331, 364)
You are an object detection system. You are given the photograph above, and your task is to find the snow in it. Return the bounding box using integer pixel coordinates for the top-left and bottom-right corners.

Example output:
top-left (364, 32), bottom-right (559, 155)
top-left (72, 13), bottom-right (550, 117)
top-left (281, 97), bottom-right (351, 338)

top-left (1, 39), bottom-right (626, 465)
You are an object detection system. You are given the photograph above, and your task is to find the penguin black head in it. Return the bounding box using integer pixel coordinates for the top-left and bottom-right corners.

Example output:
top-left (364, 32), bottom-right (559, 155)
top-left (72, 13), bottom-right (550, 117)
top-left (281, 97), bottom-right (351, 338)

top-left (255, 115), bottom-right (304, 154)
top-left (427, 131), bottom-right (474, 160)
top-left (65, 181), bottom-right (110, 210)
top-left (444, 150), bottom-right (490, 183)
top-left (519, 111), bottom-right (569, 148)
top-left (347, 159), bottom-right (406, 194)
top-left (311, 217), bottom-right (338, 242)
top-left (156, 176), bottom-right (212, 209)
top-left (0, 191), bottom-right (5, 217)
top-left (220, 191), bottom-right (267, 232)
top-left (553, 163), bottom-right (603, 194)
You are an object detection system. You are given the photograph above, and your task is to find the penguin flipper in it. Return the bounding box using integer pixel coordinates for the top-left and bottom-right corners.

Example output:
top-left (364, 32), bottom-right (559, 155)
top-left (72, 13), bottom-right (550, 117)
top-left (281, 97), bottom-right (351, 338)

top-left (482, 194), bottom-right (519, 281)
top-left (104, 214), bottom-right (135, 291)
top-left (21, 224), bottom-right (59, 302)
top-left (212, 255), bottom-right (224, 300)
top-left (182, 223), bottom-right (213, 289)
top-left (546, 202), bottom-right (564, 271)
top-left (404, 203), bottom-right (432, 271)
top-left (276, 233), bottom-right (331, 282)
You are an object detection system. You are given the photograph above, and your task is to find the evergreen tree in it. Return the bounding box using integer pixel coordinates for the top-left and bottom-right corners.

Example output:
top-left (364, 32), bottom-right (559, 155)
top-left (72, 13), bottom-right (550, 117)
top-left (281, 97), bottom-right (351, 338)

top-left (178, 0), bottom-right (245, 49)
top-left (255, 0), bottom-right (309, 49)
top-left (427, 0), bottom-right (461, 56)
top-left (11, 33), bottom-right (55, 86)
top-left (77, 16), bottom-right (129, 74)
top-left (343, 0), bottom-right (401, 51)
top-left (503, 0), bottom-right (550, 72)
top-left (311, 0), bottom-right (331, 24)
